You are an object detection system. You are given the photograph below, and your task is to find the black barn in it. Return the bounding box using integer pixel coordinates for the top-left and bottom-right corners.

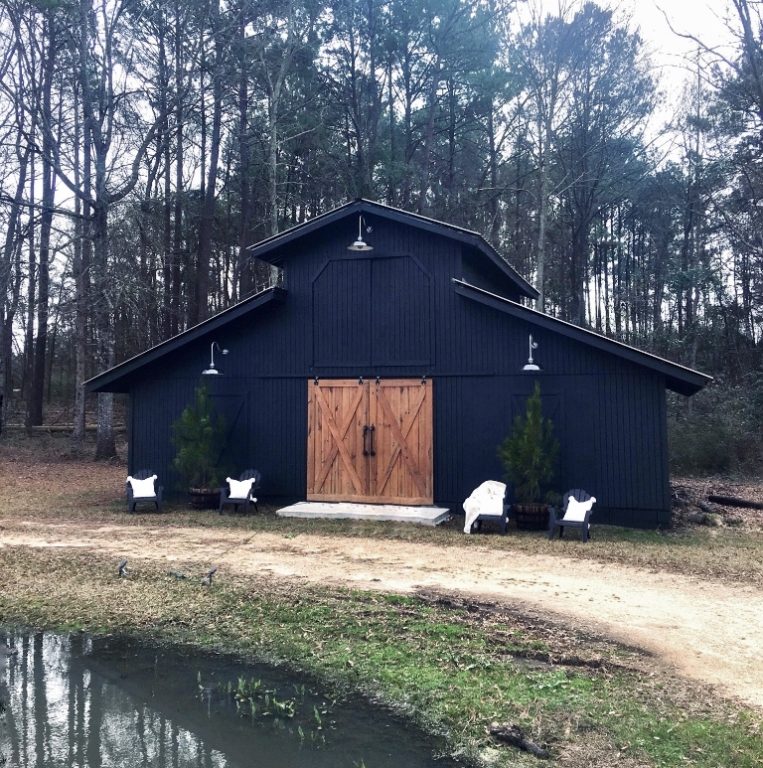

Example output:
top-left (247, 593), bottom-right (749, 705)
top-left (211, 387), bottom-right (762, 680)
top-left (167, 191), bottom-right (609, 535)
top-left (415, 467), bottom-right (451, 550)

top-left (88, 200), bottom-right (710, 527)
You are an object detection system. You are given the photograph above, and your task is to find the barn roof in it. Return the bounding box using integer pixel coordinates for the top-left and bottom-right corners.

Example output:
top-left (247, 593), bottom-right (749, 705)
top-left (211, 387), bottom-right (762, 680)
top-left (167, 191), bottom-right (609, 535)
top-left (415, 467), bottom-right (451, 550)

top-left (246, 199), bottom-right (539, 301)
top-left (86, 287), bottom-right (286, 393)
top-left (86, 227), bottom-right (710, 398)
top-left (453, 279), bottom-right (712, 396)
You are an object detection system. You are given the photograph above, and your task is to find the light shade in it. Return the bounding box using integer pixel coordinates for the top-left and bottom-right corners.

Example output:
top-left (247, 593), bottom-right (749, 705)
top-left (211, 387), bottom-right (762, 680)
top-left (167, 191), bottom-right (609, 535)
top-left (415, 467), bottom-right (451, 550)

top-left (347, 237), bottom-right (373, 252)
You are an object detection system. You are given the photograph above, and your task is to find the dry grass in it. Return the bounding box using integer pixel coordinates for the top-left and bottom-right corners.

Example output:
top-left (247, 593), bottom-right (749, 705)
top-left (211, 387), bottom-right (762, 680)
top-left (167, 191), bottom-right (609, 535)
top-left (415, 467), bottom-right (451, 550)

top-left (2, 433), bottom-right (763, 589)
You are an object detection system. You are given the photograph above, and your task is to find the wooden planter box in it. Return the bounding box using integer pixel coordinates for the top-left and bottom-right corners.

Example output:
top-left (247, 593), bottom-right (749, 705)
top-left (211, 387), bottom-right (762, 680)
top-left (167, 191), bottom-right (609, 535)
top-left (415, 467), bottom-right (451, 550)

top-left (189, 488), bottom-right (220, 510)
top-left (513, 503), bottom-right (549, 531)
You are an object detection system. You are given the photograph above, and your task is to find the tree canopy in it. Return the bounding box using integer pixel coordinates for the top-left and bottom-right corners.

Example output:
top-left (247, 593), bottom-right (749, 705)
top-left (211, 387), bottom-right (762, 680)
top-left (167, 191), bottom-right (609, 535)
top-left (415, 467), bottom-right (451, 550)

top-left (0, 0), bottom-right (761, 468)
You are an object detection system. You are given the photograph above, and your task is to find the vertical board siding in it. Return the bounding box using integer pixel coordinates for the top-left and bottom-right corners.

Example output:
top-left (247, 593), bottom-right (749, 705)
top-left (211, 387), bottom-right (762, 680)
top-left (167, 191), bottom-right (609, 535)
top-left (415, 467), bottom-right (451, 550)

top-left (127, 216), bottom-right (672, 526)
top-left (313, 259), bottom-right (371, 367)
top-left (433, 376), bottom-right (463, 505)
top-left (370, 257), bottom-right (432, 366)
top-left (130, 377), bottom-right (196, 492)
top-left (248, 378), bottom-right (306, 499)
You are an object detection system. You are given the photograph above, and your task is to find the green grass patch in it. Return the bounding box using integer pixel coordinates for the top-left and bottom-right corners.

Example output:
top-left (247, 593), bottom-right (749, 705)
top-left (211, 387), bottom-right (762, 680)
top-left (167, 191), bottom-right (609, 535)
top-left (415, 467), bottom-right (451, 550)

top-left (0, 547), bottom-right (760, 768)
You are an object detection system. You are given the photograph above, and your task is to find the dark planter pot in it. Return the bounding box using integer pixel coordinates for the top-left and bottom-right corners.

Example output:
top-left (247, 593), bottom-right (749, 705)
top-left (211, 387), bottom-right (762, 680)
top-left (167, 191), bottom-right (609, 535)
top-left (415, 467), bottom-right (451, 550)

top-left (189, 488), bottom-right (220, 510)
top-left (513, 502), bottom-right (549, 531)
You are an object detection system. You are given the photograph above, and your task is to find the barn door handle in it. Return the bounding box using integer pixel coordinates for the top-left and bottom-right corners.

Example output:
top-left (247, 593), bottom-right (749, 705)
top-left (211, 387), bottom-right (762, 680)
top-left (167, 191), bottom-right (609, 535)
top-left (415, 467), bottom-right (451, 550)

top-left (363, 425), bottom-right (376, 456)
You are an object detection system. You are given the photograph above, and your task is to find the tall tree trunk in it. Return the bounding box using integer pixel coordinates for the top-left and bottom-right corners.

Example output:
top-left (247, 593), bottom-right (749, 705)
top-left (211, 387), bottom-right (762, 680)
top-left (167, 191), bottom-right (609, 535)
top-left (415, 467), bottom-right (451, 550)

top-left (2, 239), bottom-right (23, 433)
top-left (172, 1), bottom-right (183, 333)
top-left (268, 101), bottom-right (279, 236)
top-left (93, 203), bottom-right (116, 460)
top-left (0, 145), bottom-right (29, 427)
top-left (28, 16), bottom-right (57, 427)
top-left (237, 10), bottom-right (252, 296)
top-left (196, 0), bottom-right (223, 323)
top-left (80, 0), bottom-right (116, 460)
top-left (160, 13), bottom-right (173, 340)
top-left (261, 0), bottom-right (306, 235)
top-left (487, 103), bottom-right (500, 245)
top-left (446, 76), bottom-right (456, 217)
top-left (72, 82), bottom-right (90, 448)
top-left (386, 51), bottom-right (395, 206)
top-left (416, 57), bottom-right (441, 214)
top-left (23, 142), bottom-right (36, 421)
top-left (569, 220), bottom-right (588, 325)
top-left (535, 114), bottom-right (548, 312)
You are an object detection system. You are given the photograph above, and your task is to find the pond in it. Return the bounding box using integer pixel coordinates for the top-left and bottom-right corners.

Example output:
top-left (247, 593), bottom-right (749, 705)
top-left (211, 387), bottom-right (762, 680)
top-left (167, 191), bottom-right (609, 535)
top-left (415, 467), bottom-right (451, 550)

top-left (0, 629), bottom-right (461, 768)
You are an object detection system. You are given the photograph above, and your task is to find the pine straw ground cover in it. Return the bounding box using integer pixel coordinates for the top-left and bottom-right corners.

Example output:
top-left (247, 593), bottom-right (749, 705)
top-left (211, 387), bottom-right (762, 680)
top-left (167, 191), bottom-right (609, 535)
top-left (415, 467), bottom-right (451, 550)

top-left (0, 434), bottom-right (762, 767)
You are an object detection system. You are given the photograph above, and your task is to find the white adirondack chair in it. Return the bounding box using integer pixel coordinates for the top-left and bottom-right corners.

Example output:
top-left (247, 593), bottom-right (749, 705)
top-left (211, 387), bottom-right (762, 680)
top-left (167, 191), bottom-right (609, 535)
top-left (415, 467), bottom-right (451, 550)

top-left (463, 480), bottom-right (508, 534)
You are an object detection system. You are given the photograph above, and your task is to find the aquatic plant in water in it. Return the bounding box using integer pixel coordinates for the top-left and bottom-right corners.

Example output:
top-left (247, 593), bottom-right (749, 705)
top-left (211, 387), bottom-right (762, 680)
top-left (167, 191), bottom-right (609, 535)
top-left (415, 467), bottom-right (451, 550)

top-left (196, 672), bottom-right (336, 746)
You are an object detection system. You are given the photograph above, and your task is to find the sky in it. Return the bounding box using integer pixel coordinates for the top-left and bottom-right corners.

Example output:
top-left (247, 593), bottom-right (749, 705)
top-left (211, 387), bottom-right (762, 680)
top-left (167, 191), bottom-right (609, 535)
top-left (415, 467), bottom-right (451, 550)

top-left (626, 0), bottom-right (736, 88)
top-left (518, 0), bottom-right (738, 121)
top-left (622, 0), bottom-right (738, 153)
top-left (526, 0), bottom-right (739, 154)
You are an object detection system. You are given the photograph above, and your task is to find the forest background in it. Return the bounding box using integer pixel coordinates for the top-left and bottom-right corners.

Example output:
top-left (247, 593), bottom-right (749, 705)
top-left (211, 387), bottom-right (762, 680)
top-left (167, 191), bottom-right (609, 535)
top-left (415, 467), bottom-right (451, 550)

top-left (0, 0), bottom-right (760, 474)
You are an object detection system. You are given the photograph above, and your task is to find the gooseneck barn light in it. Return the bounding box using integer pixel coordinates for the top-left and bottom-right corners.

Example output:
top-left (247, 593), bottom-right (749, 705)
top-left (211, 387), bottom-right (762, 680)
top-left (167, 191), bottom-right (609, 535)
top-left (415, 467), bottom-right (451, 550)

top-left (347, 215), bottom-right (373, 252)
top-left (522, 334), bottom-right (540, 372)
top-left (202, 341), bottom-right (229, 375)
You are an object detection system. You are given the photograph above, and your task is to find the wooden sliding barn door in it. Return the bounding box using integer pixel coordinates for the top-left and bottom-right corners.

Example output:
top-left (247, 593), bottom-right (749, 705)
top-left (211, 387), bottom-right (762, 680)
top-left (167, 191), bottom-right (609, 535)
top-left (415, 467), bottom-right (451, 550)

top-left (306, 379), bottom-right (433, 505)
top-left (370, 379), bottom-right (433, 505)
top-left (307, 380), bottom-right (370, 502)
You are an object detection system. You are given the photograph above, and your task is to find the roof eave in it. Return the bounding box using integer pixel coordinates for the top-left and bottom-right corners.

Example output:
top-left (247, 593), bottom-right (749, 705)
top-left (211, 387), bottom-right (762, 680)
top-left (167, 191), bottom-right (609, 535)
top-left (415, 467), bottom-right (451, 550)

top-left (245, 200), bottom-right (363, 258)
top-left (246, 199), bottom-right (538, 299)
top-left (86, 287), bottom-right (286, 394)
top-left (453, 279), bottom-right (711, 395)
top-left (463, 234), bottom-right (539, 300)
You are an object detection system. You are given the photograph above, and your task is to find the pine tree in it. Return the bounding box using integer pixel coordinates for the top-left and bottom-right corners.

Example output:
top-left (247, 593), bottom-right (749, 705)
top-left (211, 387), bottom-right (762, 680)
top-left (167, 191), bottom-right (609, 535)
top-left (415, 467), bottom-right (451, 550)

top-left (171, 385), bottom-right (226, 489)
top-left (498, 382), bottom-right (559, 504)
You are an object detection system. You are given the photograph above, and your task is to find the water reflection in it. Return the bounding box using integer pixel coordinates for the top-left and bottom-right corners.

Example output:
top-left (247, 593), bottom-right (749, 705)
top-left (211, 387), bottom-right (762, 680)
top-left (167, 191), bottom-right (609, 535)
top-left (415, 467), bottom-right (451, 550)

top-left (0, 630), bottom-right (457, 768)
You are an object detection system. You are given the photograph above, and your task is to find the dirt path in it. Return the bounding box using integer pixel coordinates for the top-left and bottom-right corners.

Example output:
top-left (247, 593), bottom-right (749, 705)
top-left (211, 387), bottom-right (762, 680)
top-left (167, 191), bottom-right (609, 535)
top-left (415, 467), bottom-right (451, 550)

top-left (2, 518), bottom-right (761, 709)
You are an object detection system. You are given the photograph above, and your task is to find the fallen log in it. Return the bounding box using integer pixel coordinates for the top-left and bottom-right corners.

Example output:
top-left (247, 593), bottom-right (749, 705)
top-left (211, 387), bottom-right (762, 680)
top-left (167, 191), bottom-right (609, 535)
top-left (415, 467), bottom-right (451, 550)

top-left (707, 495), bottom-right (763, 510)
top-left (489, 722), bottom-right (550, 759)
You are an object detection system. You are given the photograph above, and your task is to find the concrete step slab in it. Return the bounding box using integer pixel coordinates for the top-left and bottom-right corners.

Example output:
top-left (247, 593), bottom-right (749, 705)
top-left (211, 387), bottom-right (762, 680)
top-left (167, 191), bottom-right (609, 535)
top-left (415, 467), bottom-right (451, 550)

top-left (276, 501), bottom-right (451, 526)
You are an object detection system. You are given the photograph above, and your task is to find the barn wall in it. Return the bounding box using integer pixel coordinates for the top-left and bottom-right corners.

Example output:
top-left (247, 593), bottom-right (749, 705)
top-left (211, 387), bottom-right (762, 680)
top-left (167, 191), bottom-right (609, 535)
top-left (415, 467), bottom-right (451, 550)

top-left (447, 296), bottom-right (671, 527)
top-left (127, 215), bottom-right (671, 527)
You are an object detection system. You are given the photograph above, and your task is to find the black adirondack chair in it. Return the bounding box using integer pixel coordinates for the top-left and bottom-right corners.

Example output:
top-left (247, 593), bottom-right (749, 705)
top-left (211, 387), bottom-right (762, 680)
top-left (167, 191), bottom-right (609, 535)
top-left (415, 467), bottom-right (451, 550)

top-left (548, 488), bottom-right (596, 542)
top-left (219, 469), bottom-right (261, 515)
top-left (126, 470), bottom-right (163, 513)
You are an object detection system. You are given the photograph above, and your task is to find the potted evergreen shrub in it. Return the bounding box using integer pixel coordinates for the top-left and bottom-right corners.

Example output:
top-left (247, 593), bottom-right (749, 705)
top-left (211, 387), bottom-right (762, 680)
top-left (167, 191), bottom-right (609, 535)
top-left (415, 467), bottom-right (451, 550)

top-left (498, 381), bottom-right (559, 530)
top-left (171, 384), bottom-right (227, 508)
